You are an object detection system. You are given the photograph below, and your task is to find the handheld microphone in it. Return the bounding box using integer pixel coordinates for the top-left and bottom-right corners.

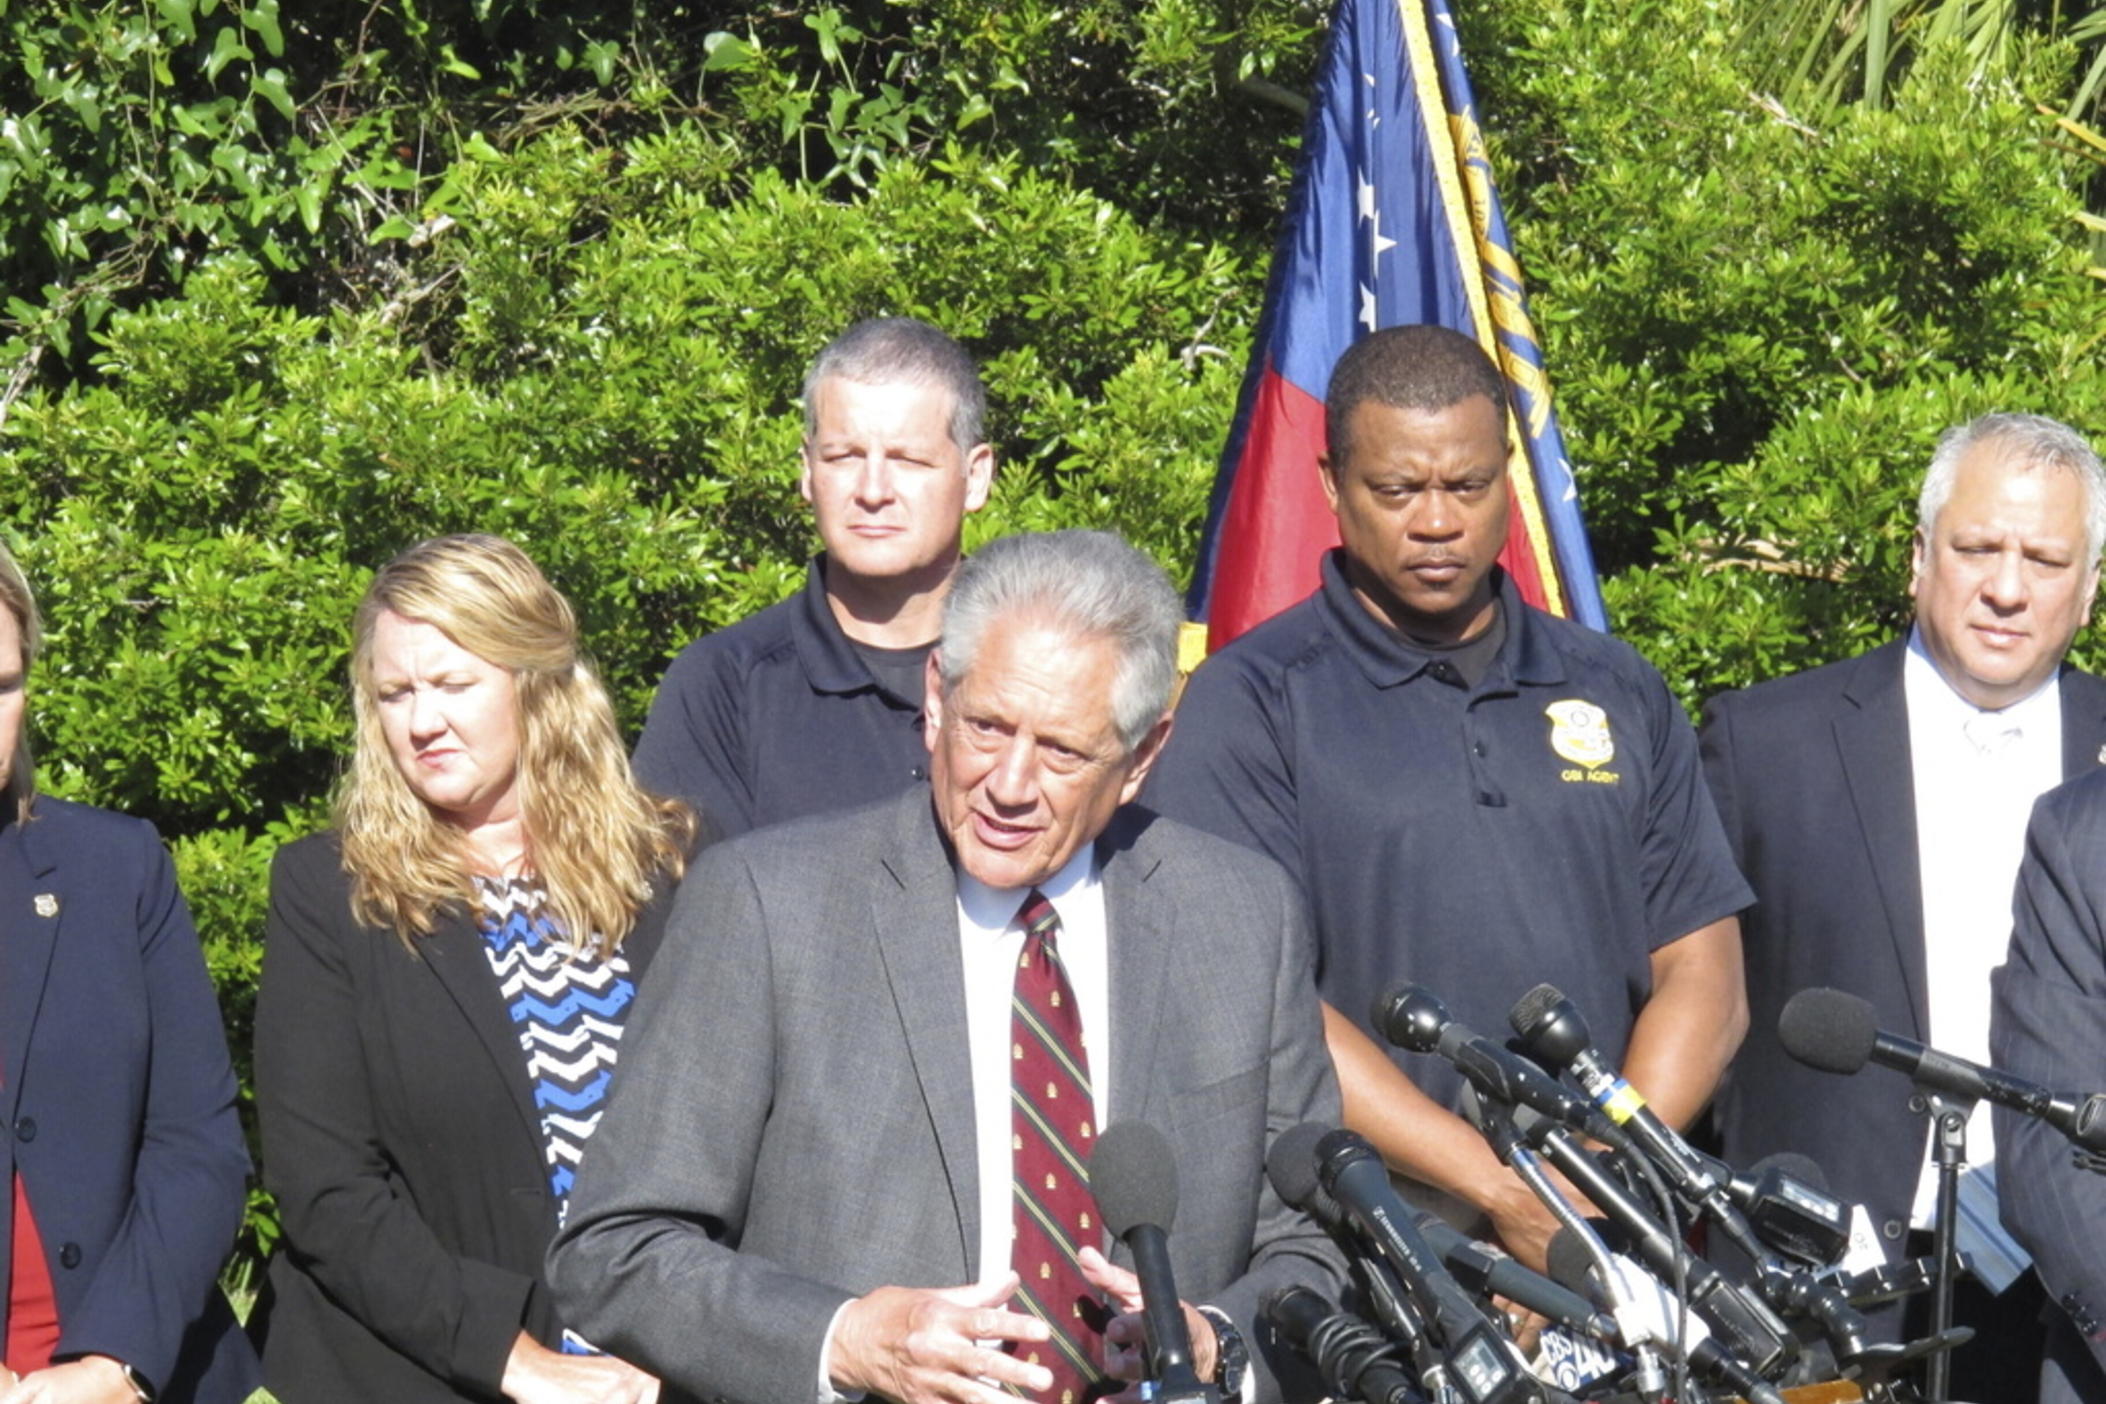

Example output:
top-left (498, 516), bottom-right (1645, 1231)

top-left (1779, 986), bottom-right (2106, 1153)
top-left (1509, 985), bottom-right (1762, 1257)
top-left (1372, 985), bottom-right (1630, 1149)
top-left (1265, 1123), bottom-right (1432, 1355)
top-left (1092, 1121), bottom-right (1216, 1402)
top-left (1267, 1123), bottom-right (1612, 1342)
top-left (1712, 1152), bottom-right (1851, 1269)
top-left (1313, 1128), bottom-right (1544, 1404)
top-left (1264, 1287), bottom-right (1426, 1404)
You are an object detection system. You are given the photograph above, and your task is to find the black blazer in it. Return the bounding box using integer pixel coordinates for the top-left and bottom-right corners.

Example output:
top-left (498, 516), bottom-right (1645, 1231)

top-left (250, 832), bottom-right (680, 1403)
top-left (0, 798), bottom-right (257, 1401)
top-left (1700, 639), bottom-right (2106, 1249)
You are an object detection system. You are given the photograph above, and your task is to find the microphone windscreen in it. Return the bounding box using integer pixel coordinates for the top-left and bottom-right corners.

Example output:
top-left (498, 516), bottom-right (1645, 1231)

top-left (1510, 982), bottom-right (1564, 1039)
top-left (1264, 1122), bottom-right (1332, 1217)
top-left (1777, 987), bottom-right (1878, 1075)
top-left (1546, 1226), bottom-right (1596, 1295)
top-left (1092, 1120), bottom-right (1179, 1237)
top-left (1750, 1150), bottom-right (1830, 1193)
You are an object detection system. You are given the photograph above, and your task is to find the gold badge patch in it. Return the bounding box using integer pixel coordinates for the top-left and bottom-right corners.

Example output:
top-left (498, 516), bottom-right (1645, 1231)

top-left (1546, 699), bottom-right (1615, 770)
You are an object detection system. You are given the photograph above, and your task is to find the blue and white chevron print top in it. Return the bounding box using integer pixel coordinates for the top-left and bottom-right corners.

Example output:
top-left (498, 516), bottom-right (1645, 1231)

top-left (472, 875), bottom-right (636, 1220)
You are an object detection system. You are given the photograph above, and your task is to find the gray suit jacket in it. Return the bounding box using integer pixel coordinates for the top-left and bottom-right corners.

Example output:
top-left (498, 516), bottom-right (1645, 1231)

top-left (1993, 767), bottom-right (2106, 1400)
top-left (547, 787), bottom-right (1345, 1404)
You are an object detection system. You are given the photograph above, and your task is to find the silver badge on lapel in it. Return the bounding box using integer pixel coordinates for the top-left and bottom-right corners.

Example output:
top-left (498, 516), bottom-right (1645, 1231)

top-left (2097, 743), bottom-right (2106, 766)
top-left (32, 893), bottom-right (57, 918)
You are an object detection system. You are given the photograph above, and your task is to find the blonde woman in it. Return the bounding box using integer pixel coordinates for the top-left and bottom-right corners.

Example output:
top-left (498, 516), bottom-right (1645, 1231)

top-left (252, 536), bottom-right (697, 1404)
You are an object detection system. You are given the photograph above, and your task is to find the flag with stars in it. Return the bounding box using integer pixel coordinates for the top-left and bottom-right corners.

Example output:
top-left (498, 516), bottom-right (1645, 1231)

top-left (1187, 0), bottom-right (1607, 650)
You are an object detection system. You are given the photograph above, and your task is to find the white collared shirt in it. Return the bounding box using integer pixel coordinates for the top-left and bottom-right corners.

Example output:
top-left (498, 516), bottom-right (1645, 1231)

top-left (956, 844), bottom-right (1113, 1289)
top-left (1904, 629), bottom-right (2063, 1229)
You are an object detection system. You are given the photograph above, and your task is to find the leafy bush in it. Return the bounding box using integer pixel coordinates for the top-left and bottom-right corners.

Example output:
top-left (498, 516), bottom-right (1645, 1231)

top-left (6, 0), bottom-right (2106, 1290)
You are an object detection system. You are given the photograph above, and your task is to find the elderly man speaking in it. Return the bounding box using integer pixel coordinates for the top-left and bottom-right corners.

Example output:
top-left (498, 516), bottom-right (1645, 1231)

top-left (549, 530), bottom-right (1342, 1404)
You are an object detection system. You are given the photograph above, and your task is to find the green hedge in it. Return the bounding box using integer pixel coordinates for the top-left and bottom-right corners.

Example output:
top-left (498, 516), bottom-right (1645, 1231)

top-left (5, 0), bottom-right (2106, 1284)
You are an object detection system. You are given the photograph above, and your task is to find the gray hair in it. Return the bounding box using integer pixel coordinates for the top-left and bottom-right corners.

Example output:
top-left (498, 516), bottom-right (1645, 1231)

top-left (801, 317), bottom-right (988, 452)
top-left (1918, 412), bottom-right (2106, 560)
top-left (939, 530), bottom-right (1183, 753)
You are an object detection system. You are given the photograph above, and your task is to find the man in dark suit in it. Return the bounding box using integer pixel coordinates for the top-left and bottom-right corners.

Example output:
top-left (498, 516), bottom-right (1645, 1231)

top-left (1701, 412), bottom-right (2106, 1392)
top-left (633, 317), bottom-right (995, 837)
top-left (1992, 769), bottom-right (2106, 1403)
top-left (550, 530), bottom-right (1343, 1404)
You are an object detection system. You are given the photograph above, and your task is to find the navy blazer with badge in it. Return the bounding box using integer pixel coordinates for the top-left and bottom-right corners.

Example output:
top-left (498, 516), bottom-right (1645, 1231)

top-left (250, 832), bottom-right (683, 1403)
top-left (0, 797), bottom-right (258, 1401)
top-left (1700, 638), bottom-right (2106, 1253)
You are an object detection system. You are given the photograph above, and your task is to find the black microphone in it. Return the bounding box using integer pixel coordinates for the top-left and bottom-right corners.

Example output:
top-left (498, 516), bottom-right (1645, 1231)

top-left (1266, 1123), bottom-right (1433, 1356)
top-left (1266, 1122), bottom-right (1611, 1341)
top-left (1372, 985), bottom-right (1631, 1150)
top-left (1779, 986), bottom-right (2106, 1153)
top-left (1313, 1128), bottom-right (1543, 1404)
top-left (1092, 1121), bottom-right (1216, 1403)
top-left (1265, 1286), bottom-right (1426, 1404)
top-left (1509, 985), bottom-right (1759, 1254)
top-left (1708, 1151), bottom-right (1850, 1268)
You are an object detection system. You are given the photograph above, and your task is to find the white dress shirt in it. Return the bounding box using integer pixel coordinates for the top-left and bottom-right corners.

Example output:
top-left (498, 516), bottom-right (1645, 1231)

top-left (956, 844), bottom-right (1113, 1291)
top-left (1904, 629), bottom-right (2063, 1236)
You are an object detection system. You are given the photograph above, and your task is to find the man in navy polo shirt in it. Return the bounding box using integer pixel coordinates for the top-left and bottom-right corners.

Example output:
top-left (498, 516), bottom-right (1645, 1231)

top-left (635, 318), bottom-right (995, 836)
top-left (1147, 324), bottom-right (1751, 1272)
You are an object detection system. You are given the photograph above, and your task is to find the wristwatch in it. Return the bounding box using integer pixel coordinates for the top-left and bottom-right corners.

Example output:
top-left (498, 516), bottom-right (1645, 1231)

top-left (1194, 1304), bottom-right (1248, 1397)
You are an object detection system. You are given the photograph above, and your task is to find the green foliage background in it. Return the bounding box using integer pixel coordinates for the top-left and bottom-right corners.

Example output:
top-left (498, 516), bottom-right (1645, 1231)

top-left (4, 0), bottom-right (2106, 1284)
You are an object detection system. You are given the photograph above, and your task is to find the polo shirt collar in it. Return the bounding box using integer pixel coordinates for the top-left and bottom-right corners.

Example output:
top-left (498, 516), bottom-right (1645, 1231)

top-left (1315, 551), bottom-right (1565, 690)
top-left (791, 554), bottom-right (883, 697)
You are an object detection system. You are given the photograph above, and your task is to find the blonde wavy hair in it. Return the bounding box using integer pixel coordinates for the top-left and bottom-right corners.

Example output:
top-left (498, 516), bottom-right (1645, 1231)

top-left (0, 544), bottom-right (41, 826)
top-left (336, 535), bottom-right (695, 955)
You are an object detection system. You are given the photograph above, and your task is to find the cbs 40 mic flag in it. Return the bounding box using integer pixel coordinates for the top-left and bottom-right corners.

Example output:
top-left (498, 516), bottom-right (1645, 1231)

top-left (1186, 0), bottom-right (1607, 656)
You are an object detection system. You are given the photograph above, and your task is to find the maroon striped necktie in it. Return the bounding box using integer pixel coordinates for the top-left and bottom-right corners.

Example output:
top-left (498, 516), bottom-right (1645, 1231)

top-left (1008, 888), bottom-right (1106, 1403)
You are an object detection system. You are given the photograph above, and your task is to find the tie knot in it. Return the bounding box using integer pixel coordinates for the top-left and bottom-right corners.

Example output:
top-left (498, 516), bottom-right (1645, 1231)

top-left (1964, 712), bottom-right (2022, 755)
top-left (1018, 888), bottom-right (1060, 942)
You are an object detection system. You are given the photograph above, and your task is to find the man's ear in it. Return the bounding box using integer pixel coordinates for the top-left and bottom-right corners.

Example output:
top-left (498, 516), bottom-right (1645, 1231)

top-left (922, 649), bottom-right (946, 754)
top-left (1117, 713), bottom-right (1176, 806)
top-left (963, 442), bottom-right (995, 513)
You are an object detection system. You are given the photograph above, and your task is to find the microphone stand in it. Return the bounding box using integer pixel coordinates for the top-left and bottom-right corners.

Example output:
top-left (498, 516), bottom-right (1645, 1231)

top-left (1916, 1086), bottom-right (1973, 1404)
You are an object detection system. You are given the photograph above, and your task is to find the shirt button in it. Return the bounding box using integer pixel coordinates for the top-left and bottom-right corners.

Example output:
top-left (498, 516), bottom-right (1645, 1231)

top-left (14, 1117), bottom-right (34, 1143)
top-left (57, 1242), bottom-right (79, 1269)
top-left (1881, 1218), bottom-right (1904, 1241)
top-left (1473, 741), bottom-right (1487, 757)
top-left (910, 766), bottom-right (928, 781)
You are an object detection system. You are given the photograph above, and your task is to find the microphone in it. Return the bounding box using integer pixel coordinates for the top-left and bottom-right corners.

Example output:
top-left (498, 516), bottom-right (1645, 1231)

top-left (1372, 985), bottom-right (1630, 1149)
top-left (1265, 1123), bottom-right (1432, 1356)
top-left (1494, 1103), bottom-right (1797, 1379)
top-left (1779, 986), bottom-right (2106, 1153)
top-left (1508, 985), bottom-right (1760, 1256)
top-left (1264, 1287), bottom-right (1426, 1404)
top-left (1092, 1122), bottom-right (1216, 1403)
top-left (1313, 1128), bottom-right (1544, 1404)
top-left (1546, 1231), bottom-right (1786, 1404)
top-left (1266, 1122), bottom-right (1612, 1342)
top-left (1708, 1151), bottom-right (1850, 1268)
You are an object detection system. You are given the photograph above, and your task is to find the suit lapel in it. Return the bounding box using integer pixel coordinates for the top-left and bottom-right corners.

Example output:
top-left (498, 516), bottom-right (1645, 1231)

top-left (417, 904), bottom-right (544, 1151)
top-left (0, 817), bottom-right (59, 1127)
top-left (1102, 813), bottom-right (1170, 1133)
top-left (1836, 643), bottom-right (1929, 1035)
top-left (872, 792), bottom-right (980, 1275)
